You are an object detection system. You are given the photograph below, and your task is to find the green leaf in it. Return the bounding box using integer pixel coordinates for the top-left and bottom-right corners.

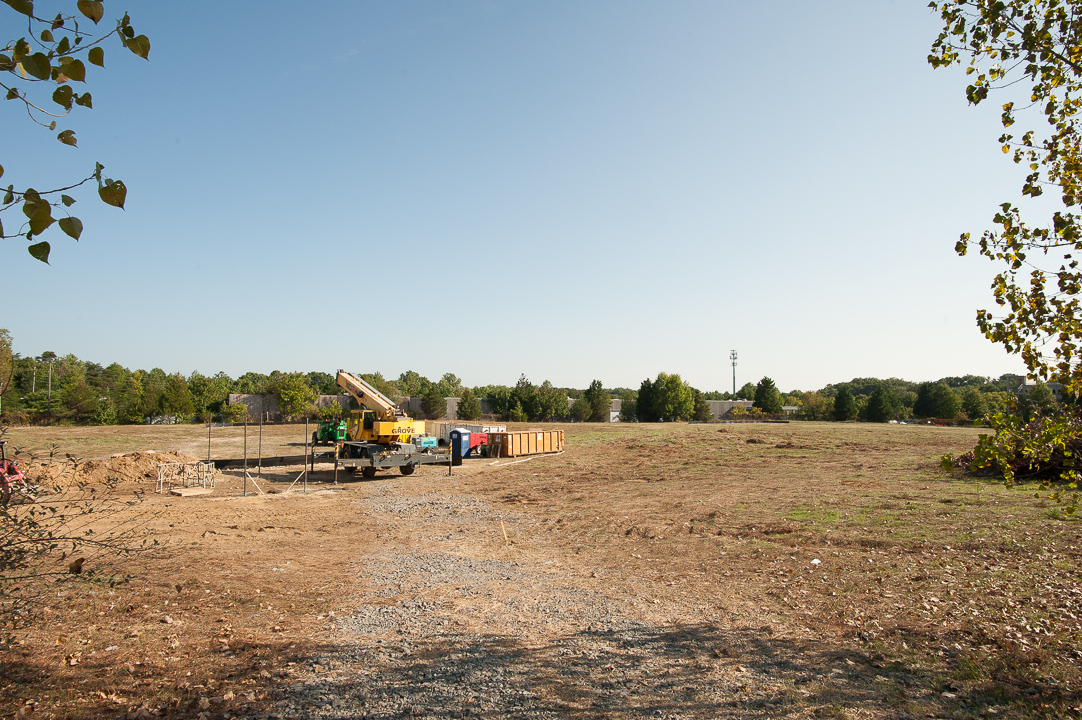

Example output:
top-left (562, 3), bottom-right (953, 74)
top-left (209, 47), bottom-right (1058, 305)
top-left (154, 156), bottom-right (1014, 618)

top-left (52, 84), bottom-right (73, 110)
top-left (77, 0), bottom-right (103, 24)
top-left (58, 216), bottom-right (82, 240)
top-left (87, 46), bottom-right (104, 67)
top-left (4, 88), bottom-right (17, 100)
top-left (74, 92), bottom-right (92, 109)
top-left (58, 58), bottom-right (86, 82)
top-left (56, 36), bottom-right (70, 55)
top-left (98, 180), bottom-right (126, 209)
top-left (40, 29), bottom-right (53, 43)
top-left (0, 164), bottom-right (3, 180)
top-left (57, 129), bottom-right (77, 147)
top-left (60, 194), bottom-right (75, 207)
top-left (2, 0), bottom-right (34, 17)
top-left (27, 241), bottom-right (50, 264)
top-left (4, 185), bottom-right (13, 204)
top-left (126, 35), bottom-right (150, 60)
top-left (20, 53), bottom-right (51, 81)
top-left (26, 202), bottom-right (54, 235)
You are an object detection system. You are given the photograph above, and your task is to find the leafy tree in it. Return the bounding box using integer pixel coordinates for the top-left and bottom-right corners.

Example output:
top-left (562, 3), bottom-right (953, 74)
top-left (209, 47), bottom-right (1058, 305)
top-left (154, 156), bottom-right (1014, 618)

top-left (636, 377), bottom-right (658, 422)
top-left (477, 384), bottom-right (512, 418)
top-left (654, 372), bottom-right (693, 422)
top-left (962, 387), bottom-right (989, 421)
top-left (232, 372), bottom-right (269, 395)
top-left (456, 387), bottom-right (482, 421)
top-left (265, 372), bottom-right (314, 421)
top-left (2, 1), bottom-right (149, 263)
top-left (188, 370), bottom-right (232, 421)
top-left (801, 391), bottom-right (833, 421)
top-left (832, 386), bottom-right (857, 421)
top-left (570, 397), bottom-right (592, 422)
top-left (437, 373), bottom-right (463, 398)
top-left (305, 371), bottom-right (337, 396)
top-left (619, 397), bottom-right (638, 422)
top-left (583, 379), bottom-right (610, 422)
top-left (735, 382), bottom-right (757, 401)
top-left (397, 370), bottom-right (429, 398)
top-left (359, 371), bottom-right (400, 402)
top-left (754, 377), bottom-right (783, 414)
top-left (930, 1), bottom-right (1082, 392)
top-left (1028, 381), bottom-right (1058, 415)
top-left (931, 383), bottom-right (962, 419)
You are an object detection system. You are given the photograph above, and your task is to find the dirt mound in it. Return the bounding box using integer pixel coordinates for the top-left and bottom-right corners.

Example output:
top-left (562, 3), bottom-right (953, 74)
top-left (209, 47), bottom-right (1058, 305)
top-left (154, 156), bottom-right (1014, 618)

top-left (24, 451), bottom-right (200, 488)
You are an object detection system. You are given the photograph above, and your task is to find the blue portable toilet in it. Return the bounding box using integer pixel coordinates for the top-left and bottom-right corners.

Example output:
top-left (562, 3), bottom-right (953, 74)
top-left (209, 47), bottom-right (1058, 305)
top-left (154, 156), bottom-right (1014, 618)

top-left (449, 429), bottom-right (471, 466)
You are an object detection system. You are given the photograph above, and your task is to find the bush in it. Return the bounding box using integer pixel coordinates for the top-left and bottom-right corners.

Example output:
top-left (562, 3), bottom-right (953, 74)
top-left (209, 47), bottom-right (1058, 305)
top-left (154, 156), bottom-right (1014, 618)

top-left (947, 409), bottom-right (1080, 515)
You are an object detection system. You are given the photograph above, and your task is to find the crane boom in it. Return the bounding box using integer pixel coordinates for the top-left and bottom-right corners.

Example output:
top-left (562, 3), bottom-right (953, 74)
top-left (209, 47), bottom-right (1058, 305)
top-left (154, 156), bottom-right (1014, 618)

top-left (336, 369), bottom-right (406, 420)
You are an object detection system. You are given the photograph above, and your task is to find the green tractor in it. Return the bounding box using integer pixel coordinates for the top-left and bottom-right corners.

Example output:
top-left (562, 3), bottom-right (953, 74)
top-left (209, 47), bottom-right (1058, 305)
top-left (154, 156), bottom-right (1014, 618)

top-left (312, 419), bottom-right (347, 446)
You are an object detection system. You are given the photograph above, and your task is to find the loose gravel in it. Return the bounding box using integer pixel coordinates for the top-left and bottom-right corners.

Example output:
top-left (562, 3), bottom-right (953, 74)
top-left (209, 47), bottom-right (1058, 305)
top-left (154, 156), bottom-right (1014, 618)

top-left (254, 482), bottom-right (833, 720)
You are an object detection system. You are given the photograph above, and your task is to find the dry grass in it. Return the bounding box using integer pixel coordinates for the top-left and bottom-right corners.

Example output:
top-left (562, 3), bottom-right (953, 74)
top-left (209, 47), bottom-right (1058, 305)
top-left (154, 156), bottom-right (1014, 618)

top-left (0, 420), bottom-right (1079, 719)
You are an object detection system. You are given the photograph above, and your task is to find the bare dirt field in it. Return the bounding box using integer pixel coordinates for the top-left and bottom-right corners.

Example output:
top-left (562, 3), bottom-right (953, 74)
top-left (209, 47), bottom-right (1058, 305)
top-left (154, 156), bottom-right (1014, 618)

top-left (1, 421), bottom-right (1079, 719)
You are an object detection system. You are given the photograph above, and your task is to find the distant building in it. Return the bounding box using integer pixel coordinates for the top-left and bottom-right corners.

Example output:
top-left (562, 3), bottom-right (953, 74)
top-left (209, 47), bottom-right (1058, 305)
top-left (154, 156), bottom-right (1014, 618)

top-left (1016, 379), bottom-right (1064, 402)
top-left (706, 400), bottom-right (754, 419)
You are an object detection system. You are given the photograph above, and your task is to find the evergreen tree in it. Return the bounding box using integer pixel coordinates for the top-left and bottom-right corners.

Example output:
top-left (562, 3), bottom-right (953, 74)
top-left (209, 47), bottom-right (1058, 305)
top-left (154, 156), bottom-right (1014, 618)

top-left (456, 388), bottom-right (482, 421)
top-left (535, 381), bottom-right (568, 422)
top-left (863, 386), bottom-right (897, 423)
top-left (160, 373), bottom-right (194, 419)
top-left (913, 382), bottom-right (936, 418)
top-left (636, 377), bottom-right (658, 422)
top-left (509, 401), bottom-right (528, 422)
top-left (584, 379), bottom-right (610, 422)
top-left (832, 386), bottom-right (857, 421)
top-left (754, 377), bottom-right (783, 414)
top-left (421, 383), bottom-right (446, 420)
top-left (692, 388), bottom-right (713, 421)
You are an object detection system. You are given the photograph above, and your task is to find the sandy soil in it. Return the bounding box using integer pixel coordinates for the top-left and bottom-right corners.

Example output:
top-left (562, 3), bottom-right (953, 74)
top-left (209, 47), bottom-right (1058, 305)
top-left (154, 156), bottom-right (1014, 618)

top-left (0, 421), bottom-right (1079, 719)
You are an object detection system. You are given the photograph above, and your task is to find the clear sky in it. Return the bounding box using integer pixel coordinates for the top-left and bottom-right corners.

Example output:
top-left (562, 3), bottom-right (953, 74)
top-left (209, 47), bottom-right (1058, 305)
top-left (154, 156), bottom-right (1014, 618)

top-left (2, 1), bottom-right (1034, 392)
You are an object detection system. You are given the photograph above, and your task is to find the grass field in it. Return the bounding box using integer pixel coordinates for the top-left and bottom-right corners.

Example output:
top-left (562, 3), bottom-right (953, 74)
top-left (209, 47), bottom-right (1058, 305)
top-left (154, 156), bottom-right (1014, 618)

top-left (0, 420), bottom-right (1079, 719)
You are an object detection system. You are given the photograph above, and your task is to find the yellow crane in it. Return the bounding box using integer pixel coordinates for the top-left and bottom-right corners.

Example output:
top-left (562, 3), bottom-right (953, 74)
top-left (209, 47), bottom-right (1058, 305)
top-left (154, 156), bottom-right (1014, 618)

top-left (334, 369), bottom-right (445, 478)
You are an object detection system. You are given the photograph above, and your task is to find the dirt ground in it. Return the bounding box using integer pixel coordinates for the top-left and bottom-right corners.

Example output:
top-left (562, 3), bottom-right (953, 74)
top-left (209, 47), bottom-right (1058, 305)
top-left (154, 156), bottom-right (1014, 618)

top-left (1, 421), bottom-right (1079, 719)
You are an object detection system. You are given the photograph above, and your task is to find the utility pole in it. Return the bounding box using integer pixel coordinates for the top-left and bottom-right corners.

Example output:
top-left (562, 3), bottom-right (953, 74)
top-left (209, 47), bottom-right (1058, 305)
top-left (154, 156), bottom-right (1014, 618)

top-left (730, 350), bottom-right (738, 396)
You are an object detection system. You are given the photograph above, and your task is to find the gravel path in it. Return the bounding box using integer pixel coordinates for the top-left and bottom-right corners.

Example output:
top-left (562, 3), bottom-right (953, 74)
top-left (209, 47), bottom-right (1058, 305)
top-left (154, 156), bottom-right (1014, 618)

top-left (257, 481), bottom-right (867, 720)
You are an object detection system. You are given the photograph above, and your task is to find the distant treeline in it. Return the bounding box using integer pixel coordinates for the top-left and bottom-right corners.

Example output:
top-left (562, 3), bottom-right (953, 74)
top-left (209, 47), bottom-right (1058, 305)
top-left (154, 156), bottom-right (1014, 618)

top-left (0, 331), bottom-right (1042, 426)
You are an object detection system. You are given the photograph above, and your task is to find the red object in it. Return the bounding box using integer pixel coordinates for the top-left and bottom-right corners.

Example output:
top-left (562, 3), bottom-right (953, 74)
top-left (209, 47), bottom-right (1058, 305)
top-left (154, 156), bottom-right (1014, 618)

top-left (1, 457), bottom-right (27, 501)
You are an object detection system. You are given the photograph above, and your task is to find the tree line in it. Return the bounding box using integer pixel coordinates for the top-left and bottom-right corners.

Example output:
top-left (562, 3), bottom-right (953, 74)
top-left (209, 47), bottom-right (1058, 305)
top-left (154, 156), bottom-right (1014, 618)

top-left (0, 330), bottom-right (1045, 427)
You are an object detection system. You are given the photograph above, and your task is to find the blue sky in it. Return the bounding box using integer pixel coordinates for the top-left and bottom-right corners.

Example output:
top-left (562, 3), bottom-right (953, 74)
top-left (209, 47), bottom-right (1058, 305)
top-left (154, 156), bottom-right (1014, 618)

top-left (3, 1), bottom-right (1032, 392)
